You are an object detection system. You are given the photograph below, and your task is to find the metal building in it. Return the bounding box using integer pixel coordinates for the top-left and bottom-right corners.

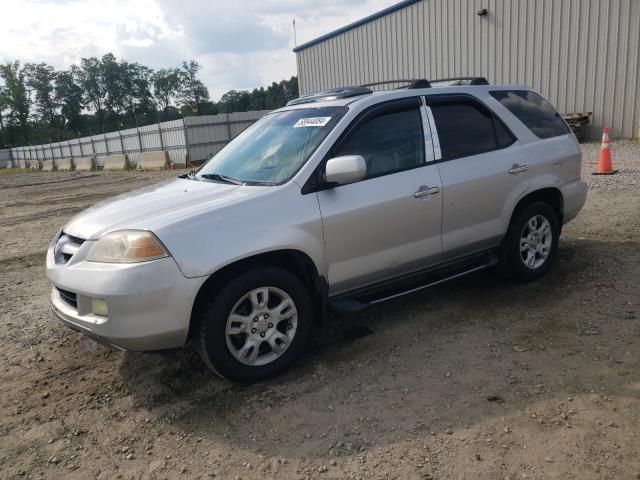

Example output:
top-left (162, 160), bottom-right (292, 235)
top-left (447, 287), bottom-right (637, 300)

top-left (293, 0), bottom-right (640, 139)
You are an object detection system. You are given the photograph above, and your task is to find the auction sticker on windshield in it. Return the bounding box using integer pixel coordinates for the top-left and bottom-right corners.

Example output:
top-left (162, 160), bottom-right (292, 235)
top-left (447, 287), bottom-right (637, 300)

top-left (293, 117), bottom-right (332, 128)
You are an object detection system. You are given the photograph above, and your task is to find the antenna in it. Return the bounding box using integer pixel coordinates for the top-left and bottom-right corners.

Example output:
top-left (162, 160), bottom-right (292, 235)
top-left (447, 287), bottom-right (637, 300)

top-left (293, 19), bottom-right (297, 47)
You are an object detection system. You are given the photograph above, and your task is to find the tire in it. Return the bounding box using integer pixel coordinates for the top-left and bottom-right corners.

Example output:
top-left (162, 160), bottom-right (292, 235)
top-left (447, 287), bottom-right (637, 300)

top-left (499, 201), bottom-right (560, 282)
top-left (193, 267), bottom-right (313, 383)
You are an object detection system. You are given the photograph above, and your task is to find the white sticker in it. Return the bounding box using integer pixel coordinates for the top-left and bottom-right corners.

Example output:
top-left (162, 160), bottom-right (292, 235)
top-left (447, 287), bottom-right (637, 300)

top-left (293, 117), bottom-right (332, 128)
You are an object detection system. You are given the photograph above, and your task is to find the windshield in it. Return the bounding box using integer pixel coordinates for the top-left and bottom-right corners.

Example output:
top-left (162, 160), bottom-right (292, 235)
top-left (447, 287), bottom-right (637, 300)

top-left (196, 106), bottom-right (346, 185)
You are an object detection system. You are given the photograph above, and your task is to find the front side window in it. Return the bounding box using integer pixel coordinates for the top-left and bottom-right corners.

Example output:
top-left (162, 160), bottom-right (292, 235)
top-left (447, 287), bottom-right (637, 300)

top-left (196, 106), bottom-right (345, 185)
top-left (332, 105), bottom-right (425, 178)
top-left (430, 100), bottom-right (513, 160)
top-left (490, 90), bottom-right (570, 139)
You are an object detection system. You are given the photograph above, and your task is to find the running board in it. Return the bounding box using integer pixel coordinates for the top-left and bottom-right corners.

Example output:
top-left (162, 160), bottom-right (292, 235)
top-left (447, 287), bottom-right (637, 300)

top-left (329, 251), bottom-right (497, 312)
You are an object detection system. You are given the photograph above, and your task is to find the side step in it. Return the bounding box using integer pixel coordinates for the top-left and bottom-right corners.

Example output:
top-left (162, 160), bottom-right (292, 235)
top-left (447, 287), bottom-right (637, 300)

top-left (329, 251), bottom-right (498, 312)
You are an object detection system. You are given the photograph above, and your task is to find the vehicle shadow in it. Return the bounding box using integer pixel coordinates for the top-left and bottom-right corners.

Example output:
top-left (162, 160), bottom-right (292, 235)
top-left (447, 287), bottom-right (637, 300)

top-left (121, 237), bottom-right (640, 460)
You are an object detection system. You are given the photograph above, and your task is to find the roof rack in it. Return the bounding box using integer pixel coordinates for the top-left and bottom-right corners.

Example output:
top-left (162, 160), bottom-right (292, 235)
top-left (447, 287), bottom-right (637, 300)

top-left (360, 79), bottom-right (432, 89)
top-left (286, 86), bottom-right (372, 106)
top-left (430, 76), bottom-right (489, 86)
top-left (286, 76), bottom-right (490, 106)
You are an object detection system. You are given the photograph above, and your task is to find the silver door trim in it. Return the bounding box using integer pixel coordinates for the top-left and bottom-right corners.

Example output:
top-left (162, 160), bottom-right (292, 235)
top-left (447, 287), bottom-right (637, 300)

top-left (414, 185), bottom-right (440, 198)
top-left (419, 98), bottom-right (436, 163)
top-left (508, 164), bottom-right (529, 174)
top-left (423, 104), bottom-right (442, 161)
top-left (370, 264), bottom-right (489, 304)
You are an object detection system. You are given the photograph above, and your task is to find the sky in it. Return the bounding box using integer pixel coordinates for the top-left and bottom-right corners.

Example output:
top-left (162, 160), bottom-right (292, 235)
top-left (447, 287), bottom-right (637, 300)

top-left (0, 0), bottom-right (397, 100)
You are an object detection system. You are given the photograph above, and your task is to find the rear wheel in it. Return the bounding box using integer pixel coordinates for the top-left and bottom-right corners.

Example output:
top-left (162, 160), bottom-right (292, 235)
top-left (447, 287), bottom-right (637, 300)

top-left (194, 267), bottom-right (313, 383)
top-left (499, 202), bottom-right (560, 282)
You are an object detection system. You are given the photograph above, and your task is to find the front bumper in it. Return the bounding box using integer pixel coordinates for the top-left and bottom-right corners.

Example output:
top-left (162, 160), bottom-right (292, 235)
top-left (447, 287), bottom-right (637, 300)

top-left (47, 238), bottom-right (207, 351)
top-left (560, 178), bottom-right (588, 224)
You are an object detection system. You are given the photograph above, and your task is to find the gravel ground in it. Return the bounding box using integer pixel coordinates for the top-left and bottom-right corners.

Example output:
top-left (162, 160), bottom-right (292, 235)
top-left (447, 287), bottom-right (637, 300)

top-left (1, 142), bottom-right (639, 480)
top-left (582, 140), bottom-right (640, 190)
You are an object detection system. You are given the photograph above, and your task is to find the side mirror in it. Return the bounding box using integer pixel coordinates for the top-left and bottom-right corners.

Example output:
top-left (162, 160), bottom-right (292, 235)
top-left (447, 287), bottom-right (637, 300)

top-left (325, 155), bottom-right (367, 185)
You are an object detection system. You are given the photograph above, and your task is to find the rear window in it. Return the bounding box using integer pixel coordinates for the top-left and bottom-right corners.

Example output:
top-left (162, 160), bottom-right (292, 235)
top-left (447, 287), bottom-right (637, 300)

top-left (490, 90), bottom-right (570, 139)
top-left (429, 98), bottom-right (516, 160)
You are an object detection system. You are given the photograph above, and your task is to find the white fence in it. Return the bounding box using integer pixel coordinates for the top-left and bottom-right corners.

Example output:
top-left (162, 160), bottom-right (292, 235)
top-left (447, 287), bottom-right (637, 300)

top-left (0, 149), bottom-right (10, 168)
top-left (6, 110), bottom-right (269, 169)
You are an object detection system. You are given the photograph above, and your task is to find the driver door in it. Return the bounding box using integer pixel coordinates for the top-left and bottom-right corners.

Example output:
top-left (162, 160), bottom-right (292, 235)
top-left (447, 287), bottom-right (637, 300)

top-left (316, 97), bottom-right (443, 295)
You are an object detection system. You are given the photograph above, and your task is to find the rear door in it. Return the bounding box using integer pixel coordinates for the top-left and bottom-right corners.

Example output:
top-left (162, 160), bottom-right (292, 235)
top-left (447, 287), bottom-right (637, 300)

top-left (316, 97), bottom-right (443, 295)
top-left (425, 94), bottom-right (530, 258)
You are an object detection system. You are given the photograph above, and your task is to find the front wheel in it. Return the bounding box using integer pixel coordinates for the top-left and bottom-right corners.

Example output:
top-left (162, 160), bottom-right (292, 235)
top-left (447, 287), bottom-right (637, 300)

top-left (499, 202), bottom-right (560, 282)
top-left (193, 267), bottom-right (313, 383)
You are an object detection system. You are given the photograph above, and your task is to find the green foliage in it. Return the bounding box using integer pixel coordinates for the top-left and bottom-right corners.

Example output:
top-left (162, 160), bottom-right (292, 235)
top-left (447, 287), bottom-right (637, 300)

top-left (153, 68), bottom-right (184, 118)
top-left (55, 66), bottom-right (84, 133)
top-left (24, 63), bottom-right (58, 125)
top-left (0, 61), bottom-right (31, 146)
top-left (179, 61), bottom-right (210, 114)
top-left (0, 52), bottom-right (299, 149)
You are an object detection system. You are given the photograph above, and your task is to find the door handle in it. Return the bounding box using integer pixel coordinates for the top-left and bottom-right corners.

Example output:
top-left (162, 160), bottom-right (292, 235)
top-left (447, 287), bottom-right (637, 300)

top-left (414, 186), bottom-right (440, 198)
top-left (509, 164), bottom-right (528, 174)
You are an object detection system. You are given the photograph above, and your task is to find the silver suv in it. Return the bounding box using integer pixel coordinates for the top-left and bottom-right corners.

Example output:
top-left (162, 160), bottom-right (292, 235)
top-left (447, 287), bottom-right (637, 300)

top-left (46, 78), bottom-right (588, 382)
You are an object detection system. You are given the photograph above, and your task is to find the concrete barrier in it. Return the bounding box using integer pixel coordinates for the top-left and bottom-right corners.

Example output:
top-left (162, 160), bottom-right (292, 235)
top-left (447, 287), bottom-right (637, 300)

top-left (57, 158), bottom-right (72, 170)
top-left (42, 160), bottom-right (54, 171)
top-left (74, 156), bottom-right (94, 171)
top-left (102, 154), bottom-right (128, 170)
top-left (137, 150), bottom-right (169, 170)
top-left (18, 159), bottom-right (27, 168)
top-left (30, 160), bottom-right (40, 169)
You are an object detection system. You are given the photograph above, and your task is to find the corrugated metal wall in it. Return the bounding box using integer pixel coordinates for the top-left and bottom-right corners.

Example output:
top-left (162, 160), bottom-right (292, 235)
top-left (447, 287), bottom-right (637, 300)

top-left (0, 149), bottom-right (10, 168)
top-left (295, 0), bottom-right (640, 139)
top-left (11, 118), bottom-right (189, 167)
top-left (9, 113), bottom-right (270, 167)
top-left (184, 110), bottom-right (270, 162)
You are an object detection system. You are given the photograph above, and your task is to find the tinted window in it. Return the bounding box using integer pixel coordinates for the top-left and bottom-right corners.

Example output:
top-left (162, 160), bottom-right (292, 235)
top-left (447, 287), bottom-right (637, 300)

top-left (333, 107), bottom-right (425, 178)
top-left (495, 117), bottom-right (516, 148)
top-left (431, 102), bottom-right (508, 160)
top-left (490, 90), bottom-right (570, 139)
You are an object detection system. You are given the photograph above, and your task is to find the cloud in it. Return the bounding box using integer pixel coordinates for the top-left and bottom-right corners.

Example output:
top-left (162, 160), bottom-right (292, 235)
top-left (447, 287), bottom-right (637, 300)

top-left (0, 0), bottom-right (398, 100)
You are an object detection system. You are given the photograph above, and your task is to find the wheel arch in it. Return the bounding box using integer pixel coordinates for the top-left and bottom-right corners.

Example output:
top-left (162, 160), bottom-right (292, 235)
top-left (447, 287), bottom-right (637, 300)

top-left (509, 187), bottom-right (564, 231)
top-left (188, 249), bottom-right (326, 340)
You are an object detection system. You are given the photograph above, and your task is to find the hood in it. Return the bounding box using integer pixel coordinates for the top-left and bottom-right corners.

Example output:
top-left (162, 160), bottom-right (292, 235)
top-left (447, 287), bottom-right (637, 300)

top-left (63, 177), bottom-right (272, 240)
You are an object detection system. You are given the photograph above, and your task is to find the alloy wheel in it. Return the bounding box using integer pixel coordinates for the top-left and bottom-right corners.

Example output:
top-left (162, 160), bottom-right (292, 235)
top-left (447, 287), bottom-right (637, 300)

top-left (519, 214), bottom-right (553, 270)
top-left (225, 286), bottom-right (298, 366)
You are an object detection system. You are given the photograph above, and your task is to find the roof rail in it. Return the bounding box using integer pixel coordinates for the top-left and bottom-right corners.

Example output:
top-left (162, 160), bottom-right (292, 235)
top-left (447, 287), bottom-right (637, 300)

top-left (360, 79), bottom-right (431, 89)
top-left (430, 76), bottom-right (490, 86)
top-left (286, 86), bottom-right (372, 106)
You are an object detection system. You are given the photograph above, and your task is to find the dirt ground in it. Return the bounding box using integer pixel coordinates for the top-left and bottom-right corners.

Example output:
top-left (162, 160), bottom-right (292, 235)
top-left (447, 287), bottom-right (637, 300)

top-left (1, 146), bottom-right (639, 480)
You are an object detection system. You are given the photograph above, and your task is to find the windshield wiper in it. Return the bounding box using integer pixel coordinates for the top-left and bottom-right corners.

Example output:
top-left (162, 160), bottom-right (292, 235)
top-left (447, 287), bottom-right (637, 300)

top-left (199, 173), bottom-right (243, 185)
top-left (179, 170), bottom-right (200, 181)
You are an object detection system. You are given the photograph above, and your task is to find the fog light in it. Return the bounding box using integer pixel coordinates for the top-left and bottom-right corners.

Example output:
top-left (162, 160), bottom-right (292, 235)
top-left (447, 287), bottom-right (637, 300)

top-left (91, 298), bottom-right (108, 317)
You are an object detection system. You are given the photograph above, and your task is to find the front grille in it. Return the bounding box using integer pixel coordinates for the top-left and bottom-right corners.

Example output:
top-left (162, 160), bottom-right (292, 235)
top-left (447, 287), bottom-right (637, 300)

top-left (64, 233), bottom-right (85, 245)
top-left (56, 287), bottom-right (78, 309)
top-left (55, 232), bottom-right (85, 264)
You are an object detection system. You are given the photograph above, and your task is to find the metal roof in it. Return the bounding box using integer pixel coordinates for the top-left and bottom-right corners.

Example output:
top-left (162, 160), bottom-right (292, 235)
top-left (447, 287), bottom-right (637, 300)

top-left (292, 0), bottom-right (420, 53)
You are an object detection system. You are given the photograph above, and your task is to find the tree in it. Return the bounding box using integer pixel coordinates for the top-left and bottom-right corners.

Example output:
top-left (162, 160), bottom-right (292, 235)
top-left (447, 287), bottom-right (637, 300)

top-left (219, 90), bottom-right (251, 113)
top-left (55, 66), bottom-right (84, 134)
top-left (153, 68), bottom-right (184, 118)
top-left (121, 62), bottom-right (155, 122)
top-left (78, 57), bottom-right (106, 130)
top-left (0, 85), bottom-right (8, 147)
top-left (179, 60), bottom-right (209, 114)
top-left (24, 63), bottom-right (58, 126)
top-left (101, 53), bottom-right (126, 123)
top-left (0, 51), bottom-right (298, 147)
top-left (248, 87), bottom-right (267, 110)
top-left (0, 61), bottom-right (30, 144)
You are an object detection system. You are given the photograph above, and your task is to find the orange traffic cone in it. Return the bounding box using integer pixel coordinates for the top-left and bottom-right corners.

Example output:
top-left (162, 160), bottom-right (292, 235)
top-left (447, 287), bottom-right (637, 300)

top-left (592, 127), bottom-right (617, 175)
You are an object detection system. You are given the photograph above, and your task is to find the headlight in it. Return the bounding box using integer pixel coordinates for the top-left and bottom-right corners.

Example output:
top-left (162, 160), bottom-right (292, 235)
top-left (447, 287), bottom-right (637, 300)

top-left (87, 230), bottom-right (169, 263)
